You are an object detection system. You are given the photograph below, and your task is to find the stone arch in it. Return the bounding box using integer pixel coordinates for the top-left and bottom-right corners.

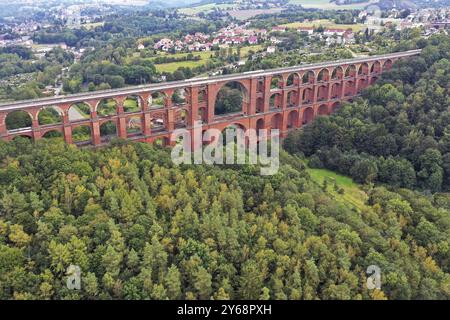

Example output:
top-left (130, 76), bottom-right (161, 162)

top-left (151, 112), bottom-right (167, 132)
top-left (256, 118), bottom-right (265, 137)
top-left (124, 95), bottom-right (142, 113)
top-left (358, 78), bottom-right (368, 93)
top-left (172, 88), bottom-right (188, 106)
top-left (286, 73), bottom-right (300, 87)
top-left (345, 65), bottom-right (357, 78)
top-left (317, 104), bottom-right (328, 115)
top-left (72, 124), bottom-right (92, 145)
top-left (198, 87), bottom-right (207, 104)
top-left (100, 120), bottom-right (117, 142)
top-left (214, 81), bottom-right (248, 116)
top-left (317, 85), bottom-right (328, 102)
top-left (270, 113), bottom-right (283, 131)
top-left (270, 92), bottom-right (282, 110)
top-left (126, 115), bottom-right (143, 135)
top-left (302, 71), bottom-right (315, 84)
top-left (287, 110), bottom-right (299, 129)
top-left (96, 98), bottom-right (118, 117)
top-left (345, 80), bottom-right (355, 96)
top-left (383, 59), bottom-right (393, 70)
top-left (148, 91), bottom-right (167, 109)
top-left (12, 134), bottom-right (32, 141)
top-left (222, 123), bottom-right (248, 145)
top-left (302, 107), bottom-right (314, 124)
top-left (302, 88), bottom-right (313, 104)
top-left (69, 102), bottom-right (91, 122)
top-left (358, 63), bottom-right (369, 76)
top-left (371, 61), bottom-right (381, 74)
top-left (287, 90), bottom-right (298, 107)
top-left (42, 130), bottom-right (63, 139)
top-left (175, 109), bottom-right (188, 128)
top-left (317, 68), bottom-right (330, 82)
top-left (5, 110), bottom-right (33, 131)
top-left (256, 77), bottom-right (265, 92)
top-left (38, 106), bottom-right (63, 125)
top-left (331, 83), bottom-right (341, 99)
top-left (331, 102), bottom-right (341, 113)
top-left (332, 66), bottom-right (344, 80)
top-left (271, 75), bottom-right (283, 90)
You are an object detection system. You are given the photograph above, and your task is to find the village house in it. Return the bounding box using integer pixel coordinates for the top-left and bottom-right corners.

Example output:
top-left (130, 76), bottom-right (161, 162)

top-left (297, 26), bottom-right (314, 35)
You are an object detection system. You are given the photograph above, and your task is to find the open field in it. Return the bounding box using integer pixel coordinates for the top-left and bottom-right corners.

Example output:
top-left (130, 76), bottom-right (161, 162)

top-left (288, 0), bottom-right (378, 10)
top-left (306, 167), bottom-right (369, 211)
top-left (179, 3), bottom-right (238, 15)
top-left (152, 45), bottom-right (262, 73)
top-left (81, 22), bottom-right (105, 30)
top-left (280, 19), bottom-right (367, 31)
top-left (227, 8), bottom-right (284, 20)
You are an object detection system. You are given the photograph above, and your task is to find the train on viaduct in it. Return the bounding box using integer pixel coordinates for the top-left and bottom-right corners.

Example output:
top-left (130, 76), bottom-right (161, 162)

top-left (0, 49), bottom-right (421, 147)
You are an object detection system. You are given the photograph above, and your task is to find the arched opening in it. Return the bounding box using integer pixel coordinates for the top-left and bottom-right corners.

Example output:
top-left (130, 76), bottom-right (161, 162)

top-left (5, 110), bottom-right (32, 130)
top-left (256, 97), bottom-right (264, 113)
top-left (371, 61), bottom-right (381, 74)
top-left (331, 83), bottom-right (341, 99)
top-left (100, 121), bottom-right (117, 142)
top-left (214, 81), bottom-right (247, 116)
top-left (317, 69), bottom-right (330, 82)
top-left (175, 109), bottom-right (188, 128)
top-left (97, 99), bottom-right (117, 117)
top-left (271, 113), bottom-right (283, 131)
top-left (12, 135), bottom-right (32, 141)
top-left (172, 88), bottom-right (187, 106)
top-left (287, 91), bottom-right (298, 108)
top-left (256, 78), bottom-right (264, 92)
top-left (38, 106), bottom-right (63, 125)
top-left (198, 107), bottom-right (207, 123)
top-left (271, 75), bottom-right (283, 90)
top-left (287, 110), bottom-right (299, 129)
top-left (383, 59), bottom-right (393, 70)
top-left (332, 67), bottom-right (344, 80)
top-left (345, 81), bottom-right (355, 96)
top-left (69, 102), bottom-right (91, 122)
top-left (345, 65), bottom-right (356, 78)
top-left (154, 136), bottom-right (169, 148)
top-left (126, 115), bottom-right (143, 136)
top-left (286, 73), bottom-right (300, 87)
top-left (302, 71), bottom-right (315, 85)
top-left (222, 123), bottom-right (247, 146)
top-left (270, 93), bottom-right (282, 110)
top-left (6, 110), bottom-right (32, 131)
top-left (303, 88), bottom-right (313, 104)
top-left (151, 113), bottom-right (166, 132)
top-left (370, 76), bottom-right (379, 85)
top-left (317, 85), bottom-right (328, 102)
top-left (42, 130), bottom-right (63, 139)
top-left (302, 107), bottom-right (314, 124)
top-left (198, 88), bottom-right (207, 104)
top-left (149, 92), bottom-right (166, 109)
top-left (318, 104), bottom-right (328, 115)
top-left (358, 78), bottom-right (368, 93)
top-left (72, 125), bottom-right (92, 145)
top-left (256, 118), bottom-right (265, 137)
top-left (358, 63), bottom-right (369, 76)
top-left (124, 96), bottom-right (142, 113)
top-left (331, 102), bottom-right (341, 113)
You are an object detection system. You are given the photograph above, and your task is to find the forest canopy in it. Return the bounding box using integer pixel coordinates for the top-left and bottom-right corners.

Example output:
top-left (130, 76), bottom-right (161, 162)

top-left (0, 138), bottom-right (448, 300)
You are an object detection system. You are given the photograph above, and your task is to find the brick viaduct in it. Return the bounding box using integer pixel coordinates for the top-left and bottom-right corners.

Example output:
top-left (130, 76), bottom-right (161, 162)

top-left (0, 50), bottom-right (421, 147)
